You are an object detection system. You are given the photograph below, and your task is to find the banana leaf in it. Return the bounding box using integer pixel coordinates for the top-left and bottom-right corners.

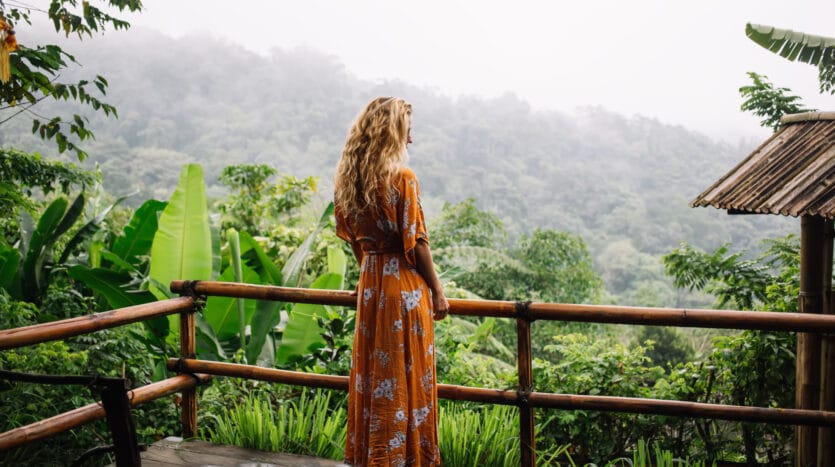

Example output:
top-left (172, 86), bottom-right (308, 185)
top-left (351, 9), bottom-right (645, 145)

top-left (59, 193), bottom-right (131, 265)
top-left (0, 243), bottom-right (21, 296)
top-left (276, 271), bottom-right (342, 365)
top-left (281, 202), bottom-right (334, 287)
top-left (203, 264), bottom-right (259, 340)
top-left (276, 246), bottom-right (346, 365)
top-left (112, 199), bottom-right (166, 264)
top-left (21, 197), bottom-right (71, 302)
top-left (68, 266), bottom-right (155, 309)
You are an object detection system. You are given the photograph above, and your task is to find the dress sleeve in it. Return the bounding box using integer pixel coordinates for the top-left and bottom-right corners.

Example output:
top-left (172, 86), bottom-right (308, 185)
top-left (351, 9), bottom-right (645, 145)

top-left (334, 204), bottom-right (354, 243)
top-left (399, 168), bottom-right (429, 267)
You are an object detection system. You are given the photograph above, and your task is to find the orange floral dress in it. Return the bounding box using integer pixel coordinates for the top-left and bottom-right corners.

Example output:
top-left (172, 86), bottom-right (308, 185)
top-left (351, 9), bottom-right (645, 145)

top-left (335, 167), bottom-right (440, 466)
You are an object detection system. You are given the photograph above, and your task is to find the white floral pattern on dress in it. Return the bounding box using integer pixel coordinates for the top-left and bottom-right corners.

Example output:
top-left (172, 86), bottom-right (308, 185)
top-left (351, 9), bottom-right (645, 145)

top-left (401, 288), bottom-right (422, 311)
top-left (374, 349), bottom-right (391, 367)
top-left (395, 408), bottom-right (407, 423)
top-left (392, 319), bottom-right (403, 332)
top-left (421, 368), bottom-right (433, 393)
top-left (412, 405), bottom-right (431, 430)
top-left (362, 287), bottom-right (375, 306)
top-left (373, 378), bottom-right (397, 400)
top-left (388, 431), bottom-right (406, 449)
top-left (383, 257), bottom-right (400, 278)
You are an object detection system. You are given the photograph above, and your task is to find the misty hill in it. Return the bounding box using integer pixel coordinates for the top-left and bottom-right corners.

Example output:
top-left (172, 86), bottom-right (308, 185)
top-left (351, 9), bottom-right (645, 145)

top-left (0, 26), bottom-right (795, 305)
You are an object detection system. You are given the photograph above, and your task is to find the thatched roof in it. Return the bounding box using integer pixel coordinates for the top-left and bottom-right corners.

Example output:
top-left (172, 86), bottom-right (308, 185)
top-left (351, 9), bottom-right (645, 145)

top-left (692, 111), bottom-right (835, 218)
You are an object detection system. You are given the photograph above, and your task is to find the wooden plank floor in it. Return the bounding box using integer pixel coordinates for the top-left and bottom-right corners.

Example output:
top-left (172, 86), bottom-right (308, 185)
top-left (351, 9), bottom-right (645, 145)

top-left (140, 437), bottom-right (349, 467)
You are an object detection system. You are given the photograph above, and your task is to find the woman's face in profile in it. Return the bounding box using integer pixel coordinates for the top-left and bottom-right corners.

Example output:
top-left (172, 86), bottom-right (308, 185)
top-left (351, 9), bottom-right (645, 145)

top-left (406, 114), bottom-right (413, 145)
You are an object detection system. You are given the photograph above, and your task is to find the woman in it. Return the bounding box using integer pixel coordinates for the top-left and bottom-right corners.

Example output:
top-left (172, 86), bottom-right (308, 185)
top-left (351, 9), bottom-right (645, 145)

top-left (334, 96), bottom-right (449, 466)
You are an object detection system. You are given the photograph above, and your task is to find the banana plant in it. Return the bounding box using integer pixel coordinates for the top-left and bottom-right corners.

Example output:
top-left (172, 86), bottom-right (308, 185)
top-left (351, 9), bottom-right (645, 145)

top-left (2, 191), bottom-right (126, 305)
top-left (746, 23), bottom-right (835, 94)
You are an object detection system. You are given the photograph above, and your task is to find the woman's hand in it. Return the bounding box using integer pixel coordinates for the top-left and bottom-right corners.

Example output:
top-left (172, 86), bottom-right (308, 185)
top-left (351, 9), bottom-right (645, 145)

top-left (432, 289), bottom-right (449, 321)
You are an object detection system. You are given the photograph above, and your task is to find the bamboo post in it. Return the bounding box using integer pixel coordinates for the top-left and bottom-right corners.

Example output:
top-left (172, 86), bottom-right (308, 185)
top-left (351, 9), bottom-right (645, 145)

top-left (99, 378), bottom-right (141, 467)
top-left (177, 281), bottom-right (200, 439)
top-left (797, 215), bottom-right (825, 467)
top-left (516, 302), bottom-right (536, 467)
top-left (819, 219), bottom-right (835, 465)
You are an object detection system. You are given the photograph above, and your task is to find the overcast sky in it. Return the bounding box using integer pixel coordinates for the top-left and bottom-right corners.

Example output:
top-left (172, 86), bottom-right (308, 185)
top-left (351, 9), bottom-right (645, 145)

top-left (121, 0), bottom-right (834, 143)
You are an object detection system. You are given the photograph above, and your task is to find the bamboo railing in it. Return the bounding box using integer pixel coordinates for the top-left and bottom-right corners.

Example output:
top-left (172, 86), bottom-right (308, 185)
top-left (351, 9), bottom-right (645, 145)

top-left (4, 279), bottom-right (835, 466)
top-left (168, 280), bottom-right (835, 466)
top-left (0, 296), bottom-right (211, 464)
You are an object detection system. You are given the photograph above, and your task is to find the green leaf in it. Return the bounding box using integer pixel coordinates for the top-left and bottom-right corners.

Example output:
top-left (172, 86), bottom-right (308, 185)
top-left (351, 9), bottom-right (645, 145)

top-left (227, 228), bottom-right (247, 353)
top-left (22, 197), bottom-right (68, 302)
top-left (0, 243), bottom-right (21, 297)
top-left (149, 164), bottom-right (212, 300)
top-left (99, 249), bottom-right (137, 273)
top-left (746, 23), bottom-right (835, 94)
top-left (195, 312), bottom-right (227, 361)
top-left (68, 265), bottom-right (155, 309)
top-left (276, 271), bottom-right (343, 365)
top-left (203, 264), bottom-right (259, 340)
top-left (59, 192), bottom-right (132, 264)
top-left (281, 202), bottom-right (334, 287)
top-left (112, 199), bottom-right (167, 264)
top-left (246, 299), bottom-right (282, 366)
top-left (239, 231), bottom-right (282, 285)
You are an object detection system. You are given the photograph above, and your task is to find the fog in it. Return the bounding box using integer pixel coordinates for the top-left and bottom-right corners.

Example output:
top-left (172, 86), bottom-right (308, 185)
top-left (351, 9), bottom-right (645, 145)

top-left (120, 0), bottom-right (835, 143)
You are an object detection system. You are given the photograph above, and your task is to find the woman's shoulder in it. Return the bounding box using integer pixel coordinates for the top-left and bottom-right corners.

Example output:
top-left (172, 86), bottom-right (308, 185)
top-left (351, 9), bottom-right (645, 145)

top-left (397, 165), bottom-right (418, 182)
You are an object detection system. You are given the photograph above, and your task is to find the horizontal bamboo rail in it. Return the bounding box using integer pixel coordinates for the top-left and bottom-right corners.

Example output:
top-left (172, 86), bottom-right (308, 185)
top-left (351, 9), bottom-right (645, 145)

top-left (171, 280), bottom-right (835, 332)
top-left (0, 297), bottom-right (194, 351)
top-left (526, 302), bottom-right (835, 332)
top-left (0, 374), bottom-right (211, 451)
top-left (167, 358), bottom-right (835, 426)
top-left (170, 280), bottom-right (520, 318)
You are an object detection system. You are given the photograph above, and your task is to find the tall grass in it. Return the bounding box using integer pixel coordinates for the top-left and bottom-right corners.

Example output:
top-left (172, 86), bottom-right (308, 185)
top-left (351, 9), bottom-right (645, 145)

top-left (607, 439), bottom-right (716, 467)
top-left (201, 388), bottom-right (347, 460)
top-left (439, 403), bottom-right (522, 467)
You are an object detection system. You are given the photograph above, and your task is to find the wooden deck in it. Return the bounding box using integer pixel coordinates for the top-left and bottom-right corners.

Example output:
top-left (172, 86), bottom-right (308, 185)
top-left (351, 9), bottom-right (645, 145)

top-left (139, 437), bottom-right (349, 466)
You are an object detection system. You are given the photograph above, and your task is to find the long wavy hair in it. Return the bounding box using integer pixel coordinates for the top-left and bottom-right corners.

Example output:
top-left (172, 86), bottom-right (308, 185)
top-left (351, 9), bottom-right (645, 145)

top-left (334, 97), bottom-right (412, 215)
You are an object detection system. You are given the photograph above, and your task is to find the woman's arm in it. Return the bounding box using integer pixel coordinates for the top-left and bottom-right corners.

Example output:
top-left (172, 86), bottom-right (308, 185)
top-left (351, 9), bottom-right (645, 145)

top-left (414, 239), bottom-right (449, 320)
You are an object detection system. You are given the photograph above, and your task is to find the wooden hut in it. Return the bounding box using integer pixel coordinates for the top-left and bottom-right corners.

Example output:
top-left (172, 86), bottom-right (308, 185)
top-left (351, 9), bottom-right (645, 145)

top-left (692, 111), bottom-right (835, 466)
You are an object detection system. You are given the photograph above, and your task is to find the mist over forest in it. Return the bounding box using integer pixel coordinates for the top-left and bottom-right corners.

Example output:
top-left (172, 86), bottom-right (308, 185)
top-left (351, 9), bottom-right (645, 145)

top-left (0, 26), bottom-right (795, 305)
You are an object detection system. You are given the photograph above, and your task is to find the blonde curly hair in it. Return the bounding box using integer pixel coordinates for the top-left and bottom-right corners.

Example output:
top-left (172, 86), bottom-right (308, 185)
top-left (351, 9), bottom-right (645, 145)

top-left (334, 97), bottom-right (412, 215)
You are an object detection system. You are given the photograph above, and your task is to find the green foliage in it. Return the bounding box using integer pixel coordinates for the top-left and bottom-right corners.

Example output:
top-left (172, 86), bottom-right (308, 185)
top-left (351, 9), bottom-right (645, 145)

top-left (745, 23), bottom-right (835, 95)
top-left (431, 198), bottom-right (507, 249)
top-left (661, 236), bottom-right (799, 463)
top-left (1, 0), bottom-right (142, 160)
top-left (635, 326), bottom-right (694, 368)
top-left (739, 72), bottom-right (810, 132)
top-left (201, 389), bottom-right (347, 460)
top-left (3, 190), bottom-right (116, 306)
top-left (0, 148), bottom-right (95, 219)
top-left (432, 200), bottom-right (601, 304)
top-left (534, 334), bottom-right (664, 463)
top-left (216, 164), bottom-right (317, 235)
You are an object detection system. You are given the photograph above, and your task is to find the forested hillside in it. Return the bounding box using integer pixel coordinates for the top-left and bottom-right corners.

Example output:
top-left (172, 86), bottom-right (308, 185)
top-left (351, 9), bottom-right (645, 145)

top-left (0, 26), bottom-right (794, 305)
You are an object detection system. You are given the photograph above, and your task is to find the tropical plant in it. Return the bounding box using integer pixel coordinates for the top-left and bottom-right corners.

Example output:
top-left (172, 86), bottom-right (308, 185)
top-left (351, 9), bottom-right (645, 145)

top-left (661, 236), bottom-right (799, 464)
top-left (0, 0), bottom-right (143, 160)
top-left (739, 72), bottom-right (810, 131)
top-left (0, 148), bottom-right (95, 223)
top-left (1, 189), bottom-right (123, 306)
top-left (746, 23), bottom-right (835, 95)
top-left (740, 24), bottom-right (835, 130)
top-left (216, 163), bottom-right (317, 235)
top-left (533, 333), bottom-right (664, 463)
